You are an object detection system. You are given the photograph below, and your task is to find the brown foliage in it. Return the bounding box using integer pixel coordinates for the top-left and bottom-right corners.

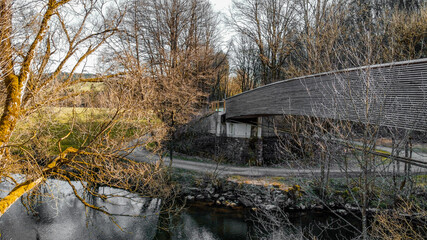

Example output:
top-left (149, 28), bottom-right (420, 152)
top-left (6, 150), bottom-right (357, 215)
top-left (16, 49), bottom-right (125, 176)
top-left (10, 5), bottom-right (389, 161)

top-left (372, 201), bottom-right (427, 240)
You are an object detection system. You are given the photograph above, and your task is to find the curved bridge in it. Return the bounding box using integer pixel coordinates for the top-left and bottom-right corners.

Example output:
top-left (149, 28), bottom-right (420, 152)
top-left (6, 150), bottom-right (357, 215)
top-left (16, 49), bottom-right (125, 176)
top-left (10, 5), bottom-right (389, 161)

top-left (226, 59), bottom-right (427, 132)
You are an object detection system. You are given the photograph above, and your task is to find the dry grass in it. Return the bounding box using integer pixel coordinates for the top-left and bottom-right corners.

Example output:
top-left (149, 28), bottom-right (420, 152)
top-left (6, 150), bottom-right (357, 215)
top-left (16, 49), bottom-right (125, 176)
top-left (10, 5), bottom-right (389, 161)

top-left (227, 175), bottom-right (298, 192)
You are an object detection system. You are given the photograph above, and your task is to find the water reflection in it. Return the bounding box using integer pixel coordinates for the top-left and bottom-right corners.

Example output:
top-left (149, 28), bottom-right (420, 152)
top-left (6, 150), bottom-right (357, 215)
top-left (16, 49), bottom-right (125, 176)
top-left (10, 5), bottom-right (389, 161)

top-left (0, 179), bottom-right (159, 240)
top-left (155, 206), bottom-right (249, 240)
top-left (0, 179), bottom-right (360, 240)
top-left (155, 205), bottom-right (361, 240)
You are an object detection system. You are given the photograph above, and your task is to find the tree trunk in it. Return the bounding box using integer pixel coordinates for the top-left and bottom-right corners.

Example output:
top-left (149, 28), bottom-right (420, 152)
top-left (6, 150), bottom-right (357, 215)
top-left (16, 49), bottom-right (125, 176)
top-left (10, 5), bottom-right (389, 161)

top-left (168, 112), bottom-right (174, 169)
top-left (0, 1), bottom-right (20, 156)
top-left (0, 74), bottom-right (22, 151)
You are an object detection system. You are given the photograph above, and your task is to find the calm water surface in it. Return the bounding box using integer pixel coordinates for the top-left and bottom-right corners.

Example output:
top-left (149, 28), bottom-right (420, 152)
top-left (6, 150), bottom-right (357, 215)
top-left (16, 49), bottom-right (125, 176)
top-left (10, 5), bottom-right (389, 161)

top-left (0, 179), bottom-right (360, 240)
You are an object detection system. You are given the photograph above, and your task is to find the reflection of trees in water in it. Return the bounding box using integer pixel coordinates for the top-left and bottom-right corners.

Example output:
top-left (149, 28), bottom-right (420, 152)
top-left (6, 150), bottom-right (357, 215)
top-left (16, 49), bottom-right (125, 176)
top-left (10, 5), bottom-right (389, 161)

top-left (2, 179), bottom-right (368, 240)
top-left (21, 183), bottom-right (59, 223)
top-left (249, 209), bottom-right (363, 240)
top-left (0, 180), bottom-right (161, 240)
top-left (83, 188), bottom-right (161, 239)
top-left (155, 210), bottom-right (220, 240)
top-left (153, 206), bottom-right (359, 240)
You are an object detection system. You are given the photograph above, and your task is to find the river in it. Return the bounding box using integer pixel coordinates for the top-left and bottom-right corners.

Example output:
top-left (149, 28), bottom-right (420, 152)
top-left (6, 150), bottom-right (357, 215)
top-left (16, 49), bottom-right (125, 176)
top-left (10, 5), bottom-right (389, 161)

top-left (0, 179), bottom-right (361, 239)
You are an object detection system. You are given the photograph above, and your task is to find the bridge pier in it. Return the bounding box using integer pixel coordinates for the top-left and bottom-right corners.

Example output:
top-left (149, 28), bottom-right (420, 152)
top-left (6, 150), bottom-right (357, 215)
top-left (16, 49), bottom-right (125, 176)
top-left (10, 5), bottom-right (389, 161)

top-left (256, 117), bottom-right (263, 166)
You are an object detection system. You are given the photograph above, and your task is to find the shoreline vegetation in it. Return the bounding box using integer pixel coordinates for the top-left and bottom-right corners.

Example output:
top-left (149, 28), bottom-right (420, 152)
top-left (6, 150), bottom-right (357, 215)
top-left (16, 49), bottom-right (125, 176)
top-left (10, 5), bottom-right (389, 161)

top-left (172, 167), bottom-right (427, 214)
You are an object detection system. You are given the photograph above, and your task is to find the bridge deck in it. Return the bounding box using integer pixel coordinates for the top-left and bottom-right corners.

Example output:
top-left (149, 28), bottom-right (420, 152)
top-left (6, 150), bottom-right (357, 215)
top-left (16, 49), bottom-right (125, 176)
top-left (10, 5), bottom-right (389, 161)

top-left (226, 59), bottom-right (427, 132)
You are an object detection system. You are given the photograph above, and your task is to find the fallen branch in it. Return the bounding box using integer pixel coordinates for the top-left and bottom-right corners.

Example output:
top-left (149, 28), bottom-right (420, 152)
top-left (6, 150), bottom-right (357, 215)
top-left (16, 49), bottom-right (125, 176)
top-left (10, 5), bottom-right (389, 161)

top-left (0, 147), bottom-right (78, 217)
top-left (0, 177), bottom-right (44, 217)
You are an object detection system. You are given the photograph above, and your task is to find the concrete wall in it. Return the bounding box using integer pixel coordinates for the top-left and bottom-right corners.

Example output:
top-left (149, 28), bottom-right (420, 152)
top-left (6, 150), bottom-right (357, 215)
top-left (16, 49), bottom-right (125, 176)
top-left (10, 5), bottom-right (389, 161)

top-left (191, 111), bottom-right (257, 139)
top-left (226, 122), bottom-right (253, 138)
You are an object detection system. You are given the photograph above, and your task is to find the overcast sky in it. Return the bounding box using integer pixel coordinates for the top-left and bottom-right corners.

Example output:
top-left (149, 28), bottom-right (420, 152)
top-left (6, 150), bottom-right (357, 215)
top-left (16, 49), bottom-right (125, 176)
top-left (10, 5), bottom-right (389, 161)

top-left (211, 0), bottom-right (233, 13)
top-left (211, 0), bottom-right (234, 51)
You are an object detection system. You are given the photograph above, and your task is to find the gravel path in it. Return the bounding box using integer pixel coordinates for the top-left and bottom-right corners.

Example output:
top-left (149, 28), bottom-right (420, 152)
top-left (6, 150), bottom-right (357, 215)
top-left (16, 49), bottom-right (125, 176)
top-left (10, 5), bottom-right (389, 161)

top-left (127, 148), bottom-right (427, 178)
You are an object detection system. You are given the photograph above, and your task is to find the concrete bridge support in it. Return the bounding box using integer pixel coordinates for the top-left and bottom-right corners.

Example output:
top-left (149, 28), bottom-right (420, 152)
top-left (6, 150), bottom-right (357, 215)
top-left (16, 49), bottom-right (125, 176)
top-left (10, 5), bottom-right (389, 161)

top-left (256, 117), bottom-right (263, 166)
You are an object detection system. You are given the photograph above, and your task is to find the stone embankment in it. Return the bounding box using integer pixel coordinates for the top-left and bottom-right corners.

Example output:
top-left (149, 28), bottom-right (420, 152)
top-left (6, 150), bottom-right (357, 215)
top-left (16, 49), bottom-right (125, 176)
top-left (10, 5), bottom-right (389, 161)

top-left (179, 178), bottom-right (352, 214)
top-left (178, 177), bottom-right (427, 215)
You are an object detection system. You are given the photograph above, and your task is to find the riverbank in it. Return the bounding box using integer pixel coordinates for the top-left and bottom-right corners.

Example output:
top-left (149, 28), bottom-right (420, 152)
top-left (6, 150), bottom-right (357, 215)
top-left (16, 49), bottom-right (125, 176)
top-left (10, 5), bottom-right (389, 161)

top-left (172, 168), bottom-right (427, 215)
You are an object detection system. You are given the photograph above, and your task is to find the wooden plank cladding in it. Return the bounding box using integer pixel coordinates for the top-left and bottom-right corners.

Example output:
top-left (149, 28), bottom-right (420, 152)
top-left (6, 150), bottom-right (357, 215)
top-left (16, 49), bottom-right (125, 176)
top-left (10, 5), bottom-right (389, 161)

top-left (226, 59), bottom-right (427, 132)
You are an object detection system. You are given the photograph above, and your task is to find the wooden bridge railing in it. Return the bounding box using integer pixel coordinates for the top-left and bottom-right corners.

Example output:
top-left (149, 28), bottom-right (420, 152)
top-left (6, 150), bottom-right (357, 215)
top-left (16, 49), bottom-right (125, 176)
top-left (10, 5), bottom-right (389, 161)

top-left (209, 100), bottom-right (226, 112)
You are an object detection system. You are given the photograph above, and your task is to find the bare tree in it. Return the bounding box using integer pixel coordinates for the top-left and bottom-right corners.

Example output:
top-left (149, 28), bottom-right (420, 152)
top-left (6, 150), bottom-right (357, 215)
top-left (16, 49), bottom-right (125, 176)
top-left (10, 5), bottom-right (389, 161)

top-left (0, 0), bottom-right (175, 218)
top-left (104, 0), bottom-right (224, 165)
top-left (232, 35), bottom-right (262, 91)
top-left (229, 0), bottom-right (298, 85)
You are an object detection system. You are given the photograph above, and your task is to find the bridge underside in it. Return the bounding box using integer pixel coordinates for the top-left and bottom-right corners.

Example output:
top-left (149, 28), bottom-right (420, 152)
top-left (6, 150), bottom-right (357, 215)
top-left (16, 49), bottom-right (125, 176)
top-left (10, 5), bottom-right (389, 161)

top-left (226, 59), bottom-right (427, 133)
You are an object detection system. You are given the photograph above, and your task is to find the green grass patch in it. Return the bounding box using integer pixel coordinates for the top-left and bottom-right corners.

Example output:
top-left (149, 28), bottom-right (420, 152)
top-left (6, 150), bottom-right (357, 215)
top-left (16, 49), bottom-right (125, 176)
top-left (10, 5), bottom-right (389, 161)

top-left (48, 107), bottom-right (112, 123)
top-left (413, 146), bottom-right (427, 154)
top-left (414, 174), bottom-right (427, 187)
top-left (171, 168), bottom-right (201, 186)
top-left (11, 107), bottom-right (150, 156)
